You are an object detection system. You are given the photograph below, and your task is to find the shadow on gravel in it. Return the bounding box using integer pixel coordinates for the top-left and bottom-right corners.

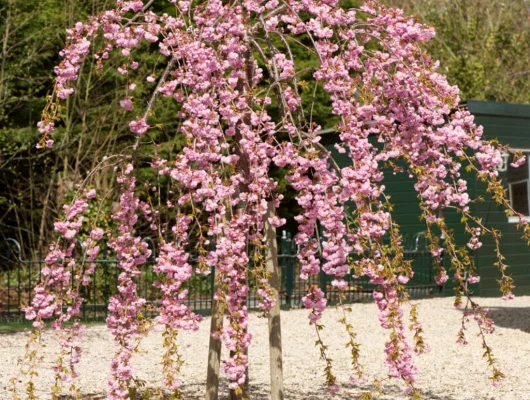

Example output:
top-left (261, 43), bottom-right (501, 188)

top-left (54, 380), bottom-right (486, 400)
top-left (188, 382), bottom-right (466, 400)
top-left (339, 382), bottom-right (464, 400)
top-left (484, 307), bottom-right (530, 333)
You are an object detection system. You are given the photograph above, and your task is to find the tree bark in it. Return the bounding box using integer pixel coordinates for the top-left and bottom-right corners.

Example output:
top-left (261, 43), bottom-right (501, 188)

top-left (229, 28), bottom-right (254, 400)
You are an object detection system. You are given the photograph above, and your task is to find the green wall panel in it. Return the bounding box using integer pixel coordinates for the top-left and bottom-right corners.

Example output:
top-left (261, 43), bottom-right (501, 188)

top-left (323, 101), bottom-right (530, 296)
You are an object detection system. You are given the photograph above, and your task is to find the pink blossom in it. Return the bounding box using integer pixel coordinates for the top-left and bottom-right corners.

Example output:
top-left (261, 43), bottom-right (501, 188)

top-left (120, 97), bottom-right (133, 111)
top-left (91, 228), bottom-right (105, 240)
top-left (57, 88), bottom-right (74, 99)
top-left (129, 118), bottom-right (149, 134)
top-left (267, 216), bottom-right (286, 228)
top-left (435, 272), bottom-right (449, 285)
top-left (510, 154), bottom-right (526, 168)
top-left (37, 121), bottom-right (55, 135)
top-left (326, 384), bottom-right (340, 393)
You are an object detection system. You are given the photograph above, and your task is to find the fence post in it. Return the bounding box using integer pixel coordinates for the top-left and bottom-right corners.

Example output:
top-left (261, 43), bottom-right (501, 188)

top-left (282, 232), bottom-right (294, 310)
top-left (7, 266), bottom-right (11, 320)
top-left (17, 261), bottom-right (21, 314)
top-left (317, 225), bottom-right (328, 298)
top-left (319, 267), bottom-right (327, 297)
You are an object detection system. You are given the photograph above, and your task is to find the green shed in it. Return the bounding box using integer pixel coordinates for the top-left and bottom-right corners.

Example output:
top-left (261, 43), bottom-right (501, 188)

top-left (320, 101), bottom-right (530, 297)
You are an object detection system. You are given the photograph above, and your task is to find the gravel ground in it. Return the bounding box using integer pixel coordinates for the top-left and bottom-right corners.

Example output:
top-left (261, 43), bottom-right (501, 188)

top-left (1, 296), bottom-right (530, 400)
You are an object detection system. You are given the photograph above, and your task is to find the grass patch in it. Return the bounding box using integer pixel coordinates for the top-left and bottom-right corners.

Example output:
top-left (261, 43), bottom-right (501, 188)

top-left (0, 319), bottom-right (107, 333)
top-left (0, 321), bottom-right (34, 332)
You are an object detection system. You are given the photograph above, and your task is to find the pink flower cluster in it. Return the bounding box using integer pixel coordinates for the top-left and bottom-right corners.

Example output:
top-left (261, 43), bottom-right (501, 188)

top-left (22, 189), bottom-right (102, 393)
top-left (105, 165), bottom-right (152, 399)
top-left (374, 289), bottom-right (417, 389)
top-left (129, 118), bottom-right (149, 134)
top-left (153, 212), bottom-right (203, 383)
top-left (302, 287), bottom-right (327, 323)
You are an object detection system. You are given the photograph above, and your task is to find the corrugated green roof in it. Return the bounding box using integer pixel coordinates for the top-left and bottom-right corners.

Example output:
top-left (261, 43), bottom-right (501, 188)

top-left (465, 100), bottom-right (530, 119)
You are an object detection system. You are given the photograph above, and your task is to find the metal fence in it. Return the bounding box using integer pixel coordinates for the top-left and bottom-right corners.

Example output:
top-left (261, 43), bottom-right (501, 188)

top-left (0, 232), bottom-right (442, 324)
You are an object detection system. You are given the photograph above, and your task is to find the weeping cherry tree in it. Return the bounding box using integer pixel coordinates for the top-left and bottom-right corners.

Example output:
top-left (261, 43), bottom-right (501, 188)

top-left (11, 0), bottom-right (530, 399)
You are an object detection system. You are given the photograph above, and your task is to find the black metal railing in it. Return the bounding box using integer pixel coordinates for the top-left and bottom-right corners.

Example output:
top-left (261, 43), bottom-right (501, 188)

top-left (0, 232), bottom-right (442, 324)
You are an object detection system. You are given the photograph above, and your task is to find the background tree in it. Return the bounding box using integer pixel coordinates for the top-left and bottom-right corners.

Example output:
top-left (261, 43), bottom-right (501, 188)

top-left (383, 0), bottom-right (530, 103)
top-left (0, 0), bottom-right (184, 253)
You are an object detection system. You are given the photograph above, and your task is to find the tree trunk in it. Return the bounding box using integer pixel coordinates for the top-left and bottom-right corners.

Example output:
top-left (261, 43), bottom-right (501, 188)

top-left (229, 29), bottom-right (254, 400)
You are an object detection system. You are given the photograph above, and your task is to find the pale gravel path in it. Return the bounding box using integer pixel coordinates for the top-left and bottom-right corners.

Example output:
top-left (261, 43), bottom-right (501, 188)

top-left (1, 296), bottom-right (529, 399)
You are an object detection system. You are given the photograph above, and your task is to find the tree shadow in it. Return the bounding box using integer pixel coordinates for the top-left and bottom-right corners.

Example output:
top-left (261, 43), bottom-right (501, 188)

top-left (184, 382), bottom-right (463, 400)
top-left (55, 381), bottom-right (465, 400)
top-left (484, 306), bottom-right (530, 333)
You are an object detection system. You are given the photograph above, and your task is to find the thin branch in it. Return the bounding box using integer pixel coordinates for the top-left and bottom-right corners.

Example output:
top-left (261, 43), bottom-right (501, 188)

top-left (132, 55), bottom-right (177, 152)
top-left (124, 0), bottom-right (156, 27)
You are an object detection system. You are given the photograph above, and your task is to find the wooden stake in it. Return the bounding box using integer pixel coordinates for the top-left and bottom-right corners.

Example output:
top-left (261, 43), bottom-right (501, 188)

top-left (265, 201), bottom-right (284, 400)
top-left (205, 271), bottom-right (223, 400)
